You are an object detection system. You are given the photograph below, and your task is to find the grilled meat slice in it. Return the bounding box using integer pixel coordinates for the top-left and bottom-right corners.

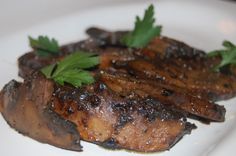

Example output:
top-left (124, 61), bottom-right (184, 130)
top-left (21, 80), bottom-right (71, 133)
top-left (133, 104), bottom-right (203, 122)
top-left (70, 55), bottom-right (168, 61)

top-left (0, 72), bottom-right (195, 152)
top-left (18, 37), bottom-right (131, 78)
top-left (16, 30), bottom-right (228, 122)
top-left (18, 52), bottom-right (58, 78)
top-left (143, 38), bottom-right (236, 101)
top-left (51, 77), bottom-right (195, 152)
top-left (1, 27), bottom-right (228, 152)
top-left (99, 71), bottom-right (225, 122)
top-left (86, 27), bottom-right (236, 101)
top-left (116, 58), bottom-right (236, 101)
top-left (19, 28), bottom-right (236, 101)
top-left (0, 73), bottom-right (82, 151)
top-left (18, 48), bottom-right (226, 122)
top-left (86, 27), bottom-right (129, 46)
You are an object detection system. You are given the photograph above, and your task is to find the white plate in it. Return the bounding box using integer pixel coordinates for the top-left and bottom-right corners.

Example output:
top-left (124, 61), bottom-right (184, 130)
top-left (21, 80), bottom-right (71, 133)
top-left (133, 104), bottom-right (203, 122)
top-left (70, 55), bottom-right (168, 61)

top-left (1, 0), bottom-right (236, 156)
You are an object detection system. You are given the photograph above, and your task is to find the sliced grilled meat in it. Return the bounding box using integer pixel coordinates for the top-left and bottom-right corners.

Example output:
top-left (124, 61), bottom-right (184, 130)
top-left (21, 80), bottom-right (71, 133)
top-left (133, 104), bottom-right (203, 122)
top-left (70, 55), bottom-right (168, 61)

top-left (99, 71), bottom-right (225, 122)
top-left (18, 48), bottom-right (226, 121)
top-left (0, 73), bottom-right (82, 151)
top-left (117, 58), bottom-right (236, 101)
top-left (86, 27), bottom-right (128, 46)
top-left (0, 72), bottom-right (195, 152)
top-left (17, 28), bottom-right (228, 121)
top-left (87, 28), bottom-right (236, 101)
top-left (143, 38), bottom-right (236, 101)
top-left (1, 27), bottom-right (232, 152)
top-left (18, 28), bottom-right (236, 101)
top-left (86, 27), bottom-right (236, 101)
top-left (18, 37), bottom-right (131, 78)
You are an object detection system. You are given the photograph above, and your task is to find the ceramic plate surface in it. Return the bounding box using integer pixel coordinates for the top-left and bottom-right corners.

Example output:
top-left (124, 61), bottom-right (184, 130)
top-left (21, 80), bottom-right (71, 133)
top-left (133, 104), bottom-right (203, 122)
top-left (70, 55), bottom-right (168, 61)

top-left (0, 0), bottom-right (236, 156)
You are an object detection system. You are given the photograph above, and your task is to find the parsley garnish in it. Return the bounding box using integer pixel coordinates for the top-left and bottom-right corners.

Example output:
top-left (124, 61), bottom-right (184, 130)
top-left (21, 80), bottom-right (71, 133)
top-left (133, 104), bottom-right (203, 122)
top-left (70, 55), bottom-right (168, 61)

top-left (29, 36), bottom-right (60, 57)
top-left (41, 51), bottom-right (99, 87)
top-left (208, 40), bottom-right (236, 71)
top-left (121, 4), bottom-right (162, 48)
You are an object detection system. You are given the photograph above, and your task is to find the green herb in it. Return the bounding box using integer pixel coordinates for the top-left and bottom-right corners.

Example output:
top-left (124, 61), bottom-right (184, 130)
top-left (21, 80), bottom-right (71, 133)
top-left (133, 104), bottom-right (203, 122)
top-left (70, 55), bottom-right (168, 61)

top-left (29, 36), bottom-right (60, 57)
top-left (208, 40), bottom-right (236, 71)
top-left (41, 51), bottom-right (99, 87)
top-left (121, 4), bottom-right (162, 48)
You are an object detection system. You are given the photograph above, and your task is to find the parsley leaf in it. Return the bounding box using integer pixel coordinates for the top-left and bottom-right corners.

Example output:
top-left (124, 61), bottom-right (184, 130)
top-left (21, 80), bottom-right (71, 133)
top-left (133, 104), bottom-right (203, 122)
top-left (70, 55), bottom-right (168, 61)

top-left (208, 40), bottom-right (236, 71)
top-left (121, 4), bottom-right (162, 48)
top-left (54, 69), bottom-right (94, 87)
top-left (29, 36), bottom-right (60, 57)
top-left (41, 64), bottom-right (56, 78)
top-left (41, 51), bottom-right (99, 87)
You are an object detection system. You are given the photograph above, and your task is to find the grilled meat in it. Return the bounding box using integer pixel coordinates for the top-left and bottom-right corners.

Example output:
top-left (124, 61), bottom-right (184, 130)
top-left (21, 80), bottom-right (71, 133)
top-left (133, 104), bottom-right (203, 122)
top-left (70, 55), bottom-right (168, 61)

top-left (0, 72), bottom-right (195, 152)
top-left (0, 73), bottom-right (82, 151)
top-left (18, 46), bottom-right (226, 121)
top-left (99, 71), bottom-right (225, 122)
top-left (86, 27), bottom-right (236, 101)
top-left (18, 28), bottom-right (236, 101)
top-left (17, 28), bottom-right (227, 122)
top-left (1, 27), bottom-right (233, 153)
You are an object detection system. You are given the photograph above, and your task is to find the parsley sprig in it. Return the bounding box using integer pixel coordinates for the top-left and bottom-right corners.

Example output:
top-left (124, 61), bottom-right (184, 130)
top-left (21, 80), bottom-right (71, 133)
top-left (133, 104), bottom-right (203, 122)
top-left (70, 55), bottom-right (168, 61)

top-left (41, 52), bottom-right (99, 87)
top-left (121, 4), bottom-right (162, 48)
top-left (208, 40), bottom-right (236, 71)
top-left (29, 36), bottom-right (60, 57)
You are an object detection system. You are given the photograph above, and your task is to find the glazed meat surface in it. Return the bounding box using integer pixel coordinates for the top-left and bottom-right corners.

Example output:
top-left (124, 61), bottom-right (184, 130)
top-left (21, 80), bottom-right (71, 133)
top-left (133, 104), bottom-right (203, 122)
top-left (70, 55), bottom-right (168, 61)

top-left (99, 71), bottom-right (225, 122)
top-left (87, 28), bottom-right (236, 101)
top-left (1, 27), bottom-right (234, 153)
top-left (18, 39), bottom-right (226, 121)
top-left (0, 72), bottom-right (195, 152)
top-left (18, 28), bottom-right (236, 101)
